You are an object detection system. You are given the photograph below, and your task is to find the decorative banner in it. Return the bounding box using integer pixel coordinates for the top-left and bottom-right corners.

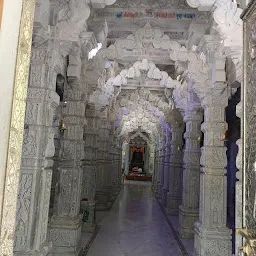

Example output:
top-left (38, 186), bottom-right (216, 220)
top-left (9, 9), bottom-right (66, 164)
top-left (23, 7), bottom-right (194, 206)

top-left (95, 9), bottom-right (199, 20)
top-left (115, 11), bottom-right (196, 20)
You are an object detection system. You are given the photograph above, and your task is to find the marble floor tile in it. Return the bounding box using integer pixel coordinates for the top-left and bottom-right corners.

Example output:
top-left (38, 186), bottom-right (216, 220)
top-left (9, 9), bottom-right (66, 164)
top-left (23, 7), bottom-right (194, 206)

top-left (87, 181), bottom-right (184, 256)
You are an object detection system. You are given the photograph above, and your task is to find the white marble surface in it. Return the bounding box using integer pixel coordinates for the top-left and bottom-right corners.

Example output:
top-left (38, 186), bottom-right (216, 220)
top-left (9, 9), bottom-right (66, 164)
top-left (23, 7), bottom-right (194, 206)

top-left (87, 181), bottom-right (183, 256)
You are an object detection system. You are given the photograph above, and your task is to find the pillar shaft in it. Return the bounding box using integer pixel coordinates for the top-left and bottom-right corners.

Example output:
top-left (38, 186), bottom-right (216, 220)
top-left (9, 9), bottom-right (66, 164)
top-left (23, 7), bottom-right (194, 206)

top-left (152, 146), bottom-right (159, 193)
top-left (179, 108), bottom-right (203, 238)
top-left (81, 106), bottom-right (98, 229)
top-left (167, 125), bottom-right (184, 215)
top-left (14, 45), bottom-right (59, 255)
top-left (49, 85), bottom-right (85, 255)
top-left (194, 92), bottom-right (231, 256)
top-left (124, 143), bottom-right (130, 175)
top-left (156, 139), bottom-right (164, 198)
top-left (161, 130), bottom-right (171, 205)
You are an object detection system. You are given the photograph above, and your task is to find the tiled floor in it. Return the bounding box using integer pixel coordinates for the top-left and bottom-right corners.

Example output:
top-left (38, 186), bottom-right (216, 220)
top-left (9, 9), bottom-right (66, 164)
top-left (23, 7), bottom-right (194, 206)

top-left (87, 181), bottom-right (184, 256)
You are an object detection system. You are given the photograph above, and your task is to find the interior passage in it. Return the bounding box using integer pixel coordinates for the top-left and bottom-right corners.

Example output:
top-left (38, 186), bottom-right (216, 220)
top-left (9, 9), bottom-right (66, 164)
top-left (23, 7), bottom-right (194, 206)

top-left (87, 181), bottom-right (184, 256)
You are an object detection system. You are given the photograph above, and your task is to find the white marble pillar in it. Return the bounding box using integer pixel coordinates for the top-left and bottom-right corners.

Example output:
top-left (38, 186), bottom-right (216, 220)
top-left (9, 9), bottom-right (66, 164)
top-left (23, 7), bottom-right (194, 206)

top-left (194, 91), bottom-right (232, 256)
top-left (81, 106), bottom-right (98, 230)
top-left (112, 135), bottom-right (122, 194)
top-left (0, 5), bottom-right (28, 254)
top-left (124, 143), bottom-right (130, 175)
top-left (101, 123), bottom-right (112, 189)
top-left (49, 84), bottom-right (85, 255)
top-left (152, 146), bottom-right (159, 193)
top-left (161, 130), bottom-right (172, 206)
top-left (95, 117), bottom-right (116, 210)
top-left (105, 131), bottom-right (116, 202)
top-left (157, 136), bottom-right (165, 198)
top-left (14, 44), bottom-right (59, 255)
top-left (149, 144), bottom-right (155, 174)
top-left (167, 124), bottom-right (184, 215)
top-left (235, 101), bottom-right (243, 252)
top-left (179, 107), bottom-right (203, 238)
top-left (160, 136), bottom-right (166, 190)
top-left (156, 141), bottom-right (162, 197)
top-left (96, 116), bottom-right (109, 190)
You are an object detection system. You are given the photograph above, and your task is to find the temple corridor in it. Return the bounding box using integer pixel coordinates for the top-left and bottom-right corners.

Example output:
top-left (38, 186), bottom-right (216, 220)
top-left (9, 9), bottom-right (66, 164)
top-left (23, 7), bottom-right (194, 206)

top-left (87, 181), bottom-right (187, 256)
top-left (2, 0), bottom-right (256, 255)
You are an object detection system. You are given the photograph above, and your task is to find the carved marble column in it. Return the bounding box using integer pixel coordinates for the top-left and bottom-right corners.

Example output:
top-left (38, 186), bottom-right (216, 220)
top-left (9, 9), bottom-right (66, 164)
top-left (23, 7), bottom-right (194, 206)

top-left (116, 137), bottom-right (123, 188)
top-left (161, 130), bottom-right (172, 206)
top-left (156, 140), bottom-right (162, 197)
top-left (152, 145), bottom-right (159, 193)
top-left (149, 144), bottom-right (155, 174)
top-left (179, 106), bottom-right (203, 238)
top-left (112, 135), bottom-right (122, 194)
top-left (81, 106), bottom-right (98, 231)
top-left (124, 142), bottom-right (130, 175)
top-left (96, 116), bottom-right (106, 192)
top-left (237, 5), bottom-right (256, 254)
top-left (158, 136), bottom-right (166, 198)
top-left (155, 140), bottom-right (162, 197)
top-left (14, 44), bottom-right (59, 255)
top-left (95, 114), bottom-right (112, 210)
top-left (194, 91), bottom-right (232, 256)
top-left (49, 84), bottom-right (85, 255)
top-left (167, 124), bottom-right (184, 215)
top-left (106, 131), bottom-right (120, 202)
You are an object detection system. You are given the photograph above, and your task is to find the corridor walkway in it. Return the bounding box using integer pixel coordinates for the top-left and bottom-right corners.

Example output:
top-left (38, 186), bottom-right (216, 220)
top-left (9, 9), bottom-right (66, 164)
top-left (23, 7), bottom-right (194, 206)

top-left (87, 181), bottom-right (185, 256)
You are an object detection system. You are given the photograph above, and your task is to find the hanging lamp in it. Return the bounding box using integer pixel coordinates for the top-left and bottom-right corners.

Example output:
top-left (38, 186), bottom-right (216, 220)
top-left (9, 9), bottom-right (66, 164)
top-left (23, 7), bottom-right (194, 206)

top-left (220, 110), bottom-right (228, 142)
top-left (59, 101), bottom-right (67, 133)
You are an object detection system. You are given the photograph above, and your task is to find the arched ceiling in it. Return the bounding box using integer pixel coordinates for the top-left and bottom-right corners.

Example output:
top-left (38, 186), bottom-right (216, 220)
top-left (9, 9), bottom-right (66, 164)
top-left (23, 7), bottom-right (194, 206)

top-left (84, 0), bottom-right (243, 144)
top-left (88, 60), bottom-right (179, 141)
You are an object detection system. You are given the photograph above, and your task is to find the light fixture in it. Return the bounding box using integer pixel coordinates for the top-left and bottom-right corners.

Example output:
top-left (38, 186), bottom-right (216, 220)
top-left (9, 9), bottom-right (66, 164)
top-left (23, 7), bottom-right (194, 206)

top-left (220, 111), bottom-right (228, 142)
top-left (59, 101), bottom-right (67, 133)
top-left (59, 119), bottom-right (67, 132)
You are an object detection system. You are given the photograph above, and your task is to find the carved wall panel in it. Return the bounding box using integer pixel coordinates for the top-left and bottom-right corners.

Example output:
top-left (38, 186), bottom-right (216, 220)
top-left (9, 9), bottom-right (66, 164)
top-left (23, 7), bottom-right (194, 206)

top-left (241, 1), bottom-right (256, 235)
top-left (0, 0), bottom-right (35, 254)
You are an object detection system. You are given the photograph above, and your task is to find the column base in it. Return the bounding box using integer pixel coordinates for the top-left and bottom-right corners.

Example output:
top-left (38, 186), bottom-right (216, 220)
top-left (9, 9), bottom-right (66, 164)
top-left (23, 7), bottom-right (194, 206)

top-left (161, 188), bottom-right (168, 206)
top-left (95, 190), bottom-right (111, 211)
top-left (14, 243), bottom-right (52, 256)
top-left (152, 179), bottom-right (157, 193)
top-left (194, 221), bottom-right (232, 256)
top-left (156, 184), bottom-right (162, 198)
top-left (49, 215), bottom-right (82, 255)
top-left (166, 192), bottom-right (181, 216)
top-left (178, 205), bottom-right (198, 239)
top-left (81, 201), bottom-right (96, 232)
top-left (113, 184), bottom-right (121, 196)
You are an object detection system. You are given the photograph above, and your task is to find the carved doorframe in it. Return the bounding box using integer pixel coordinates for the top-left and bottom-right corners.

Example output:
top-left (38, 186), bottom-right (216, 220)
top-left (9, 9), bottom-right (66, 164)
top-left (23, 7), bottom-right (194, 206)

top-left (0, 0), bottom-right (35, 254)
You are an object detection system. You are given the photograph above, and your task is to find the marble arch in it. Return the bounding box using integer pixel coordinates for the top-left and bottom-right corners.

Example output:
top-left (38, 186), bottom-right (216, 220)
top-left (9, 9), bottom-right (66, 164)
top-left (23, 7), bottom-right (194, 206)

top-left (89, 59), bottom-right (181, 111)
